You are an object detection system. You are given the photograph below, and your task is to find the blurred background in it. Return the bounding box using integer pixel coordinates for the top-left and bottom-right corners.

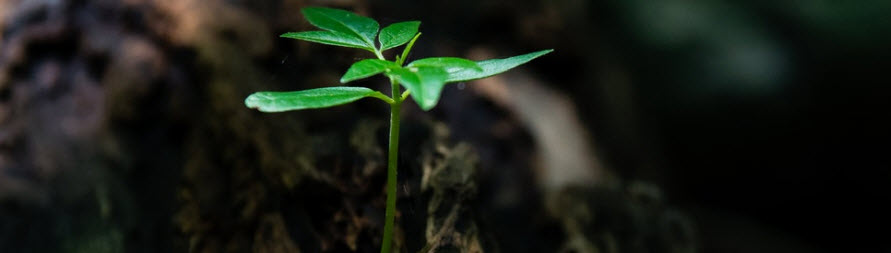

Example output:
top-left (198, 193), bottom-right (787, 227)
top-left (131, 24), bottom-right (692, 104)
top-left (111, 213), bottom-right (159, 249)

top-left (1, 0), bottom-right (889, 252)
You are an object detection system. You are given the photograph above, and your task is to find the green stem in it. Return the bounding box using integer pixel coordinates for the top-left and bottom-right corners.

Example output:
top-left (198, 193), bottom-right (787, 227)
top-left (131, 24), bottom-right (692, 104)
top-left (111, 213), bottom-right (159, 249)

top-left (370, 91), bottom-right (395, 104)
top-left (381, 79), bottom-right (401, 253)
top-left (400, 90), bottom-right (411, 101)
top-left (396, 33), bottom-right (421, 66)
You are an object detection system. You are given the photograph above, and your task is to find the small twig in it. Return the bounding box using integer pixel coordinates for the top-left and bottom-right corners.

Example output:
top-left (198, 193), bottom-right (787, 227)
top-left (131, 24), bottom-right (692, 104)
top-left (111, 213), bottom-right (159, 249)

top-left (419, 203), bottom-right (462, 253)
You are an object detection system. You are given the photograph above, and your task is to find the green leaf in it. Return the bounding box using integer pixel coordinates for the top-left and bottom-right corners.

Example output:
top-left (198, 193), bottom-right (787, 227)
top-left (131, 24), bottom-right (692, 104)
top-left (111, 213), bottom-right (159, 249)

top-left (301, 7), bottom-right (379, 49)
top-left (387, 66), bottom-right (448, 111)
top-left (379, 21), bottom-right (420, 51)
top-left (281, 31), bottom-right (370, 50)
top-left (341, 59), bottom-right (399, 83)
top-left (446, 49), bottom-right (553, 82)
top-left (408, 57), bottom-right (482, 74)
top-left (245, 87), bottom-right (383, 112)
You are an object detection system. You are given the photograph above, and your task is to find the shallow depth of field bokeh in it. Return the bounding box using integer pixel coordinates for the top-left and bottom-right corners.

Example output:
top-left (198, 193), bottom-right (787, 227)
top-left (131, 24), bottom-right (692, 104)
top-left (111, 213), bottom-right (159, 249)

top-left (1, 1), bottom-right (889, 252)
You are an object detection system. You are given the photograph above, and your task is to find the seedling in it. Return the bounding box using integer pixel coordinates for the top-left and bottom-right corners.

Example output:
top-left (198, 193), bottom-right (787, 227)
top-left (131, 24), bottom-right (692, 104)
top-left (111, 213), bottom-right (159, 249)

top-left (245, 7), bottom-right (551, 252)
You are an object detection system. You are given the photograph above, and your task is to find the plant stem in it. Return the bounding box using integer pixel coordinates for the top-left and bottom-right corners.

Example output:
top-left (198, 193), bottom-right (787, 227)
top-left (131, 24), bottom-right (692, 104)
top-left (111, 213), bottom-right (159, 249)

top-left (381, 79), bottom-right (401, 253)
top-left (374, 49), bottom-right (386, 60)
top-left (397, 33), bottom-right (421, 66)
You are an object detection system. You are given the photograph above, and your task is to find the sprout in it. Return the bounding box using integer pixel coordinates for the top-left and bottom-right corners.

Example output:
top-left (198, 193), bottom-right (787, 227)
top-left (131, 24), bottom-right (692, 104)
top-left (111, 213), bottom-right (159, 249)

top-left (245, 7), bottom-right (551, 252)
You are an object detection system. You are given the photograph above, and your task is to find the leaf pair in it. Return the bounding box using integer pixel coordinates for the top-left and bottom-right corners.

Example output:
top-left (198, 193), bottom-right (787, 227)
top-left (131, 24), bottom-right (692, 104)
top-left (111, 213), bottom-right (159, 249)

top-left (392, 49), bottom-right (554, 110)
top-left (281, 8), bottom-right (419, 53)
top-left (340, 57), bottom-right (481, 110)
top-left (245, 49), bottom-right (553, 112)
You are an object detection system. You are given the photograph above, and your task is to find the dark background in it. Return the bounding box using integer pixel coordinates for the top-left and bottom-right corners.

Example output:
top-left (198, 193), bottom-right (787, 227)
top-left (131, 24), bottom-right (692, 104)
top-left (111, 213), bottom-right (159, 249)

top-left (397, 1), bottom-right (891, 250)
top-left (1, 0), bottom-right (889, 252)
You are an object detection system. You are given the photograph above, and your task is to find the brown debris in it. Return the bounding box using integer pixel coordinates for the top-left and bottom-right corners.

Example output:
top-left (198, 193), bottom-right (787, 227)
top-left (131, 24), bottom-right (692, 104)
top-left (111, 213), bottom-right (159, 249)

top-left (253, 213), bottom-right (301, 253)
top-left (420, 122), bottom-right (487, 253)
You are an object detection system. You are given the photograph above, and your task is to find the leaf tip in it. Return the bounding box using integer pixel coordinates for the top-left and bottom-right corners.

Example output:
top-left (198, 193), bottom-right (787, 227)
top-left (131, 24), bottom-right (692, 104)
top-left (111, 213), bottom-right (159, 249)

top-left (244, 93), bottom-right (260, 109)
top-left (418, 97), bottom-right (439, 111)
top-left (422, 103), bottom-right (438, 111)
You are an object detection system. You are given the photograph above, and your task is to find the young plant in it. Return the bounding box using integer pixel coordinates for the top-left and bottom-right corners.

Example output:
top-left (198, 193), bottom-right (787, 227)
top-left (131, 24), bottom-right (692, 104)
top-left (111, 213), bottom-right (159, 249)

top-left (245, 7), bottom-right (551, 253)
